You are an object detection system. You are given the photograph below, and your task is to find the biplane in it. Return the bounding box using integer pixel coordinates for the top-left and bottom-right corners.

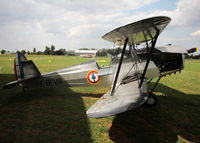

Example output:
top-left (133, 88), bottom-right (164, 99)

top-left (3, 16), bottom-right (198, 118)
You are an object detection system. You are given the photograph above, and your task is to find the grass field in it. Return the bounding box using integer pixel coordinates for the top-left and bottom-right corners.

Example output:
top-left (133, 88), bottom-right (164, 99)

top-left (0, 55), bottom-right (200, 143)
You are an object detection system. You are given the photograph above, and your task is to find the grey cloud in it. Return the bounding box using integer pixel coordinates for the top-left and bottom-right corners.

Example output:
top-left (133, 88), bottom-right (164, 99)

top-left (35, 0), bottom-right (158, 13)
top-left (1, 0), bottom-right (198, 52)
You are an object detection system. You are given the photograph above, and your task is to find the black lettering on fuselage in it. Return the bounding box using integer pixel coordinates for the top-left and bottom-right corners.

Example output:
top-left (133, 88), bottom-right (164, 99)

top-left (40, 78), bottom-right (62, 86)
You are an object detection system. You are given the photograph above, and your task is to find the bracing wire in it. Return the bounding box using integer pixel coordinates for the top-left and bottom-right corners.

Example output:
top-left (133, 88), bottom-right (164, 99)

top-left (131, 44), bottom-right (141, 85)
top-left (114, 63), bottom-right (135, 92)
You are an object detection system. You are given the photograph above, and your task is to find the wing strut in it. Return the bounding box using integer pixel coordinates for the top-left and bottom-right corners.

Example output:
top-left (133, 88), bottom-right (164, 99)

top-left (139, 27), bottom-right (160, 88)
top-left (111, 37), bottom-right (129, 96)
top-left (151, 76), bottom-right (162, 92)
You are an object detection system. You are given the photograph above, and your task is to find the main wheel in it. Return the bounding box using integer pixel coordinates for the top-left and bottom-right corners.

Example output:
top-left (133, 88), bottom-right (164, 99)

top-left (145, 93), bottom-right (157, 106)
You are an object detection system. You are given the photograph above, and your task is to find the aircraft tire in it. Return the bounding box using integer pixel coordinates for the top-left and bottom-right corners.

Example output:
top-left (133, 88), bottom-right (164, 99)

top-left (145, 93), bottom-right (157, 106)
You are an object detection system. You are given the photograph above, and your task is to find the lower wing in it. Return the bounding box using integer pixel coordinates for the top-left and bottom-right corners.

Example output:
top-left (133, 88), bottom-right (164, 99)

top-left (87, 79), bottom-right (148, 118)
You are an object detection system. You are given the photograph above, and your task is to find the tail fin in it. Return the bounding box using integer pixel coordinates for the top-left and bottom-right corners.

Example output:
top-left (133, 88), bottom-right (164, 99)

top-left (14, 52), bottom-right (41, 80)
top-left (3, 52), bottom-right (41, 89)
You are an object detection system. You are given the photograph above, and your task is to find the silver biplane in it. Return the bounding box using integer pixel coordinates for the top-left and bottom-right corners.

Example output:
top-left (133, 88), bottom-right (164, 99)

top-left (3, 16), bottom-right (198, 118)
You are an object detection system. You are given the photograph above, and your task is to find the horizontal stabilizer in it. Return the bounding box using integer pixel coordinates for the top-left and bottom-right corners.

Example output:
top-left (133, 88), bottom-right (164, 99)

top-left (87, 79), bottom-right (148, 118)
top-left (3, 75), bottom-right (40, 89)
top-left (3, 80), bottom-right (19, 89)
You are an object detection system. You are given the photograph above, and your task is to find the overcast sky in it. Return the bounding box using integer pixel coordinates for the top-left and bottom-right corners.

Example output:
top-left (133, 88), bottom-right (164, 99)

top-left (0, 0), bottom-right (200, 53)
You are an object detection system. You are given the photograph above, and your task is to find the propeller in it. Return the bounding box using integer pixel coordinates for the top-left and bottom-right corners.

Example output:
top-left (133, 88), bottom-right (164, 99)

top-left (187, 47), bottom-right (198, 53)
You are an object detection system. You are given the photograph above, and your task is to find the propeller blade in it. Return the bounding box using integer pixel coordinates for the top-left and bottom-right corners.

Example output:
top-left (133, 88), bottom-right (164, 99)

top-left (187, 47), bottom-right (198, 53)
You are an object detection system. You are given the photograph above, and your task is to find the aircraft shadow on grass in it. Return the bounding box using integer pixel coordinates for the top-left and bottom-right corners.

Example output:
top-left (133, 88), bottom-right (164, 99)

top-left (109, 82), bottom-right (200, 143)
top-left (0, 74), bottom-right (93, 143)
top-left (1, 74), bottom-right (200, 143)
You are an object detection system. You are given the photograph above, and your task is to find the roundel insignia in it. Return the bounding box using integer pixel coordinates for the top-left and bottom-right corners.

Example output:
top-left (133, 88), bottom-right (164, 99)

top-left (87, 70), bottom-right (101, 84)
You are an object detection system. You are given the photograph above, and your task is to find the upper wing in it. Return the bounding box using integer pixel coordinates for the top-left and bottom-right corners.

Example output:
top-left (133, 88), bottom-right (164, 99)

top-left (102, 16), bottom-right (171, 45)
top-left (87, 79), bottom-right (148, 118)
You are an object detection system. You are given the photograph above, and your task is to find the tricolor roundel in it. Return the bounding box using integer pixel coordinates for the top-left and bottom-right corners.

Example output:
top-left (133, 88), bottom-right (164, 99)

top-left (86, 70), bottom-right (100, 84)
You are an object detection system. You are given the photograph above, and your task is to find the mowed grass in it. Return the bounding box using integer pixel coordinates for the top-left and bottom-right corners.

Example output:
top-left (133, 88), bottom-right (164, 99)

top-left (0, 55), bottom-right (200, 143)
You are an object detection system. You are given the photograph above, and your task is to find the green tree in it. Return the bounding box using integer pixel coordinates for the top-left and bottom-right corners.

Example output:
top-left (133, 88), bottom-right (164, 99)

top-left (31, 48), bottom-right (37, 54)
top-left (79, 48), bottom-right (89, 50)
top-left (54, 49), bottom-right (66, 55)
top-left (0, 50), bottom-right (6, 54)
top-left (21, 50), bottom-right (26, 55)
top-left (96, 49), bottom-right (107, 57)
top-left (107, 47), bottom-right (123, 56)
top-left (60, 48), bottom-right (66, 55)
top-left (66, 50), bottom-right (75, 56)
top-left (50, 45), bottom-right (55, 55)
top-left (107, 49), bottom-right (115, 56)
top-left (33, 48), bottom-right (36, 53)
top-left (43, 46), bottom-right (51, 55)
top-left (37, 51), bottom-right (43, 55)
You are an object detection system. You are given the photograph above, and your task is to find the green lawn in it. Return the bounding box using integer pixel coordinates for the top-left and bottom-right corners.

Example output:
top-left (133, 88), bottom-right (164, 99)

top-left (0, 55), bottom-right (200, 143)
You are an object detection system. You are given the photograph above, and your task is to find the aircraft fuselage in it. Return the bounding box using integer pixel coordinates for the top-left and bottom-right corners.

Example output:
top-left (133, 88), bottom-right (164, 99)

top-left (22, 52), bottom-right (184, 89)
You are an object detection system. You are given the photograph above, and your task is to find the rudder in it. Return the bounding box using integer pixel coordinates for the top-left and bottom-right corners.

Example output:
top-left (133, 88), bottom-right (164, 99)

top-left (14, 52), bottom-right (41, 80)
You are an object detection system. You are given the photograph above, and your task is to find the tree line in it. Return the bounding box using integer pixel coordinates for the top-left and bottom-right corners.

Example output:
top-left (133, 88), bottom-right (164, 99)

top-left (0, 45), bottom-right (68, 55)
top-left (0, 46), bottom-right (124, 57)
top-left (185, 54), bottom-right (200, 59)
top-left (1, 46), bottom-right (200, 59)
top-left (28, 45), bottom-right (67, 55)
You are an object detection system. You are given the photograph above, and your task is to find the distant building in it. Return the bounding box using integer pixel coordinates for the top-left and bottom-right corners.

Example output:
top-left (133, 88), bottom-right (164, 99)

top-left (75, 50), bottom-right (98, 58)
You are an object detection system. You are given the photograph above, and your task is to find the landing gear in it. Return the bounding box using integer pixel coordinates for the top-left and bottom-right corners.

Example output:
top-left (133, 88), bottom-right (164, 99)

top-left (145, 92), bottom-right (157, 106)
top-left (145, 76), bottom-right (162, 106)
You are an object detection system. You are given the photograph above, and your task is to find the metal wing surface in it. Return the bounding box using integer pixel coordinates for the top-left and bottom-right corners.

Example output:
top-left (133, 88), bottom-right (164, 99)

top-left (155, 45), bottom-right (188, 53)
top-left (87, 79), bottom-right (148, 118)
top-left (102, 16), bottom-right (171, 45)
